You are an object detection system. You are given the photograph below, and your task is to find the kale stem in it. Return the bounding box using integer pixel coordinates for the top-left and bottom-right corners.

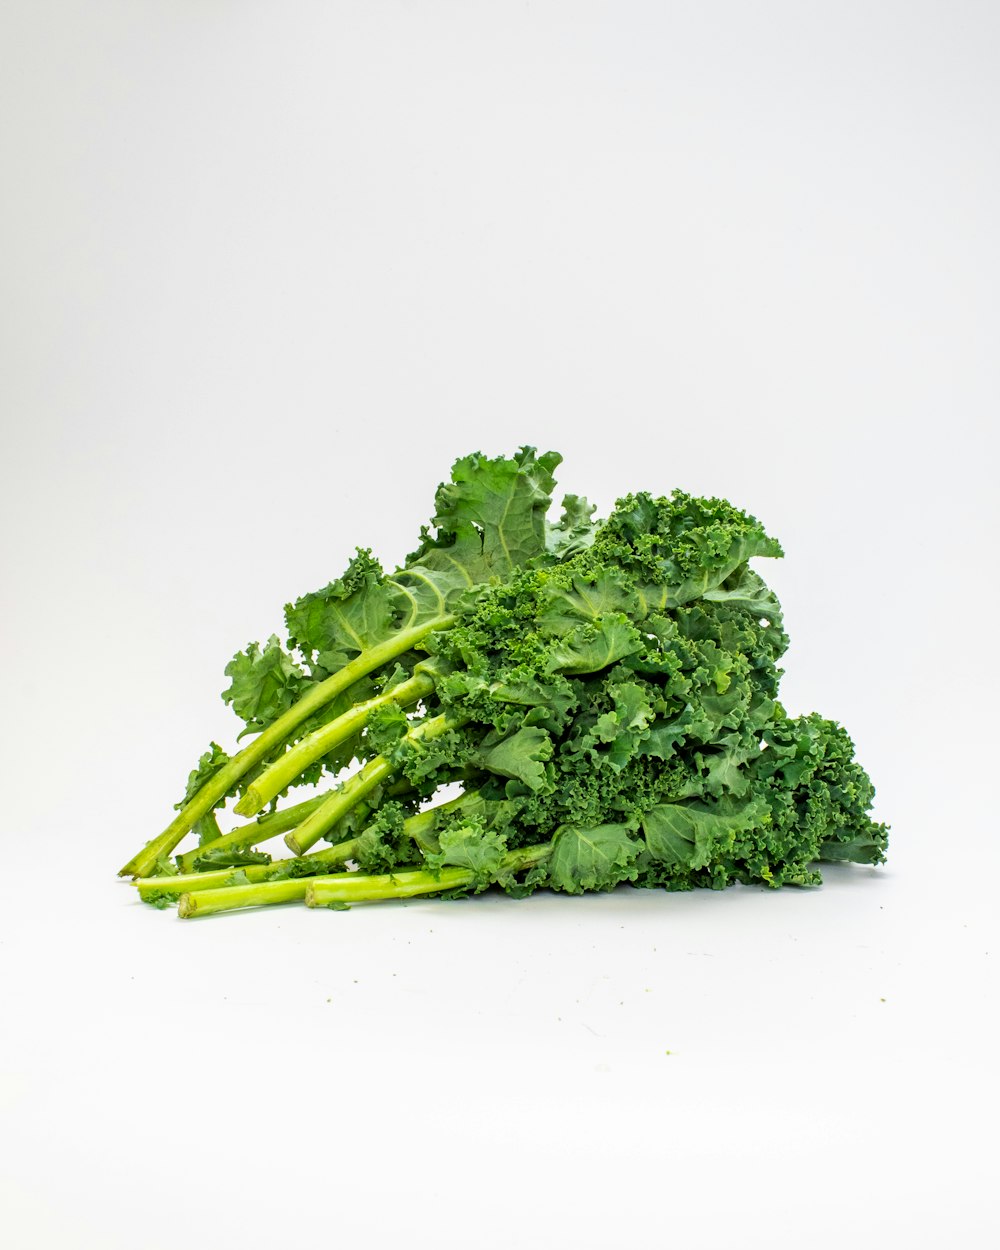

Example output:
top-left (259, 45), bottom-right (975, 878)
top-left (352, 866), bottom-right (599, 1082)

top-left (174, 791), bottom-right (334, 872)
top-left (168, 788), bottom-right (481, 890)
top-left (135, 839), bottom-right (360, 901)
top-left (285, 760), bottom-right (394, 858)
top-left (177, 874), bottom-right (347, 917)
top-left (175, 777), bottom-right (415, 874)
top-left (304, 844), bottom-right (551, 907)
top-left (118, 614), bottom-right (455, 878)
top-left (175, 841), bottom-right (550, 916)
top-left (284, 713), bottom-right (468, 857)
top-left (233, 669), bottom-right (436, 818)
top-left (163, 789), bottom-right (480, 911)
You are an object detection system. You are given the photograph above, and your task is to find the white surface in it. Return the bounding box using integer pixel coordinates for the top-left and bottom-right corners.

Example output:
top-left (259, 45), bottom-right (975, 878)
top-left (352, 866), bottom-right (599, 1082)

top-left (2, 3), bottom-right (998, 1247)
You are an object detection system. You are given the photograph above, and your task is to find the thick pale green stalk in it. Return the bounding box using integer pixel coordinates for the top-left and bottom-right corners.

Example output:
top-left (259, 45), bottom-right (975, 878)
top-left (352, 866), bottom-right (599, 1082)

top-left (178, 875), bottom-right (349, 918)
top-left (284, 758), bottom-right (394, 857)
top-left (174, 790), bottom-right (334, 873)
top-left (174, 837), bottom-right (550, 917)
top-left (233, 670), bottom-right (435, 818)
top-left (163, 790), bottom-right (480, 912)
top-left (285, 713), bottom-right (467, 857)
top-left (312, 865), bottom-right (474, 905)
top-left (304, 844), bottom-right (551, 907)
top-left (135, 839), bottom-right (360, 900)
top-left (118, 614), bottom-right (455, 878)
top-left (176, 777), bottom-right (415, 873)
top-left (158, 789), bottom-right (484, 899)
top-left (138, 866), bottom-right (263, 897)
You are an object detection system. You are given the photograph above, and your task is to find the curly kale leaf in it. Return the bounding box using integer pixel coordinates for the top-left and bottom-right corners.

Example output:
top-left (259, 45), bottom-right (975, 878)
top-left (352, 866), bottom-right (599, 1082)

top-left (473, 725), bottom-right (554, 792)
top-left (586, 490), bottom-right (782, 608)
top-left (191, 846), bottom-right (273, 870)
top-left (363, 703), bottom-right (412, 757)
top-left (176, 746), bottom-right (232, 842)
top-left (177, 742), bottom-right (231, 807)
top-left (703, 565), bottom-right (786, 653)
top-left (545, 822), bottom-right (643, 894)
top-left (588, 680), bottom-right (656, 770)
top-left (415, 446), bottom-right (562, 574)
top-left (353, 802), bottom-right (415, 874)
top-left (397, 724), bottom-right (477, 787)
top-left (754, 713), bottom-right (889, 867)
top-left (222, 636), bottom-right (313, 737)
top-left (284, 548), bottom-right (398, 673)
top-left (537, 567), bottom-right (639, 634)
top-left (641, 798), bottom-right (766, 870)
top-left (389, 446), bottom-right (563, 625)
top-left (545, 494), bottom-right (599, 560)
top-left (174, 743), bottom-right (238, 837)
top-left (424, 816), bottom-right (509, 888)
top-left (544, 615), bottom-right (645, 675)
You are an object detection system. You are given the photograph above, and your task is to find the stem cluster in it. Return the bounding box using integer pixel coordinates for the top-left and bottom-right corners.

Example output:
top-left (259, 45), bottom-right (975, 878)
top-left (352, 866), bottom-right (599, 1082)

top-left (123, 625), bottom-right (525, 916)
top-left (119, 449), bottom-right (889, 916)
top-left (119, 617), bottom-right (454, 883)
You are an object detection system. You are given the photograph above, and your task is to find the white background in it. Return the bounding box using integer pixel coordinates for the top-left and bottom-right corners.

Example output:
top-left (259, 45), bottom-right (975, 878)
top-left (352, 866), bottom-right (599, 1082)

top-left (2, 3), bottom-right (998, 1246)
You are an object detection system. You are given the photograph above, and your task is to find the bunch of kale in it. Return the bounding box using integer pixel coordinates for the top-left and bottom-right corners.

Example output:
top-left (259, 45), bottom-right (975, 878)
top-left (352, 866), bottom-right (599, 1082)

top-left (120, 449), bottom-right (887, 915)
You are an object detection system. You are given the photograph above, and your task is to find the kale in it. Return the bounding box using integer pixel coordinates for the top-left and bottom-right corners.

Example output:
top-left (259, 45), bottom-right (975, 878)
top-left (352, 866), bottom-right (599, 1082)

top-left (121, 449), bottom-right (887, 915)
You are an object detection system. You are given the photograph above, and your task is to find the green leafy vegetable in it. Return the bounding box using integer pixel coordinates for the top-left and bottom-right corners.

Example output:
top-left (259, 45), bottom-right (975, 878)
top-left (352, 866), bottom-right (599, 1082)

top-left (546, 822), bottom-right (642, 894)
top-left (121, 448), bottom-right (888, 914)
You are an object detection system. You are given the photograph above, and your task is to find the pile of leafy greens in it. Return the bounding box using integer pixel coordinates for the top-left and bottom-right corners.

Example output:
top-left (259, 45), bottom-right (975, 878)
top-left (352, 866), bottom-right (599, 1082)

top-left (121, 448), bottom-right (887, 917)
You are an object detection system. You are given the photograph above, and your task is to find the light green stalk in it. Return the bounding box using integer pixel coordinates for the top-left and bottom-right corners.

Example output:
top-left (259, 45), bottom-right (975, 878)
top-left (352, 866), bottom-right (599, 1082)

top-left (176, 777), bottom-right (416, 874)
top-left (284, 713), bottom-right (467, 857)
top-left (304, 844), bottom-right (551, 907)
top-left (160, 787), bottom-right (479, 907)
top-left (174, 790), bottom-right (334, 873)
top-left (178, 874), bottom-right (354, 917)
top-left (176, 843), bottom-right (551, 917)
top-left (233, 669), bottom-right (435, 818)
top-left (165, 791), bottom-right (485, 914)
top-left (135, 839), bottom-right (360, 901)
top-left (118, 614), bottom-right (455, 878)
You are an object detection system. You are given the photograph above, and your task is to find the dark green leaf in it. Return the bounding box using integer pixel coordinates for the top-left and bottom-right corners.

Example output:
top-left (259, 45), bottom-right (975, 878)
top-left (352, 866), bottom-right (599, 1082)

top-left (222, 636), bottom-right (311, 735)
top-left (546, 822), bottom-right (642, 893)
